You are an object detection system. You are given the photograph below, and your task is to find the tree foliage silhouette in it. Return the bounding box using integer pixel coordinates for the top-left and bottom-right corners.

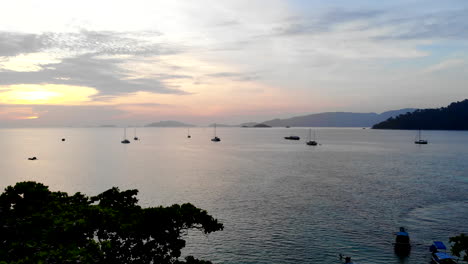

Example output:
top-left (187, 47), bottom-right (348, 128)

top-left (372, 99), bottom-right (468, 130)
top-left (0, 181), bottom-right (223, 264)
top-left (450, 233), bottom-right (468, 262)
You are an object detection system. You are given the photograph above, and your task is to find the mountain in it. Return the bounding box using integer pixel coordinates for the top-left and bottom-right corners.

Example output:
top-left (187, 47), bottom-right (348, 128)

top-left (145, 120), bottom-right (195, 127)
top-left (260, 108), bottom-right (416, 127)
top-left (373, 100), bottom-right (468, 130)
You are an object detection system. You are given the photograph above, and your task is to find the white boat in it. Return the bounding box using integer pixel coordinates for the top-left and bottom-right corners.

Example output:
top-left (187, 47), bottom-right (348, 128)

top-left (211, 124), bottom-right (221, 142)
top-left (121, 128), bottom-right (130, 144)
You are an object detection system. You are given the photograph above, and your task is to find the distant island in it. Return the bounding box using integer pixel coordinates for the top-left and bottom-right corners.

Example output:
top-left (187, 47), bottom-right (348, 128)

top-left (242, 123), bottom-right (271, 128)
top-left (145, 120), bottom-right (195, 127)
top-left (373, 99), bottom-right (468, 130)
top-left (208, 123), bottom-right (234, 127)
top-left (253, 109), bottom-right (415, 127)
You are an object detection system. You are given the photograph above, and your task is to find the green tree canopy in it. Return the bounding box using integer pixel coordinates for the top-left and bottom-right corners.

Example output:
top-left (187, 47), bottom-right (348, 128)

top-left (450, 233), bottom-right (468, 262)
top-left (0, 181), bottom-right (223, 264)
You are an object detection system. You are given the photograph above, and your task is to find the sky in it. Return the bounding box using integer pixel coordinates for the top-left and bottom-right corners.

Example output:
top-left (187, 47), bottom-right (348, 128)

top-left (1, 0), bottom-right (467, 126)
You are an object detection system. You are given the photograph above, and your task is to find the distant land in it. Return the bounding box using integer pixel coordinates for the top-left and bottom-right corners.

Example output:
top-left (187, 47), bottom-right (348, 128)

top-left (242, 123), bottom-right (272, 128)
top-left (373, 99), bottom-right (468, 130)
top-left (252, 109), bottom-right (416, 127)
top-left (208, 123), bottom-right (235, 127)
top-left (145, 120), bottom-right (195, 127)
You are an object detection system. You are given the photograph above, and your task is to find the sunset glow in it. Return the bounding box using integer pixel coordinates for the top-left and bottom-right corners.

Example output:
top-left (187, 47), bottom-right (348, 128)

top-left (0, 0), bottom-right (467, 125)
top-left (0, 84), bottom-right (99, 105)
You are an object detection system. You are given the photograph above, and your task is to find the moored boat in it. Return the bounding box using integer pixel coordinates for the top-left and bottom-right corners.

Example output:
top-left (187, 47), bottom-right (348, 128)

top-left (430, 241), bottom-right (458, 264)
top-left (306, 129), bottom-right (318, 146)
top-left (284, 136), bottom-right (300, 140)
top-left (121, 128), bottom-right (130, 144)
top-left (414, 129), bottom-right (428, 144)
top-left (211, 124), bottom-right (221, 142)
top-left (393, 227), bottom-right (411, 256)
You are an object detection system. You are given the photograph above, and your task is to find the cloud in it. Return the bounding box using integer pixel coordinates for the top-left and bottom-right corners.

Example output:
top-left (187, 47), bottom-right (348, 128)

top-left (0, 30), bottom-right (180, 57)
top-left (274, 8), bottom-right (384, 36)
top-left (206, 72), bottom-right (261, 81)
top-left (364, 8), bottom-right (468, 41)
top-left (422, 58), bottom-right (466, 73)
top-left (0, 32), bottom-right (48, 56)
top-left (0, 53), bottom-right (187, 96)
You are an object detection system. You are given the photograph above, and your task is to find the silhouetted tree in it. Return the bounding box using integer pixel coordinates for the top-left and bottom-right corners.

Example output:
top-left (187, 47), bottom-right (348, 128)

top-left (372, 99), bottom-right (468, 130)
top-left (450, 233), bottom-right (468, 262)
top-left (0, 181), bottom-right (223, 264)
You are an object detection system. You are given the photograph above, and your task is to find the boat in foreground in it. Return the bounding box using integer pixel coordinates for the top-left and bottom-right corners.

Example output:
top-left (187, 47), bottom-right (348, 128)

top-left (393, 227), bottom-right (411, 256)
top-left (430, 241), bottom-right (458, 264)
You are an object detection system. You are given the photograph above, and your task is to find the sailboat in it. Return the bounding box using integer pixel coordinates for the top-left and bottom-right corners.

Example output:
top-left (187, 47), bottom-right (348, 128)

top-left (306, 129), bottom-right (318, 146)
top-left (187, 128), bottom-right (191, 138)
top-left (414, 129), bottom-right (428, 144)
top-left (211, 124), bottom-right (221, 142)
top-left (121, 128), bottom-right (130, 144)
top-left (133, 127), bottom-right (139, 141)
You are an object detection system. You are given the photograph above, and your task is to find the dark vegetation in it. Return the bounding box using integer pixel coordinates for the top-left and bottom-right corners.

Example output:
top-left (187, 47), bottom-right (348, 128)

top-left (450, 233), bottom-right (468, 262)
top-left (0, 182), bottom-right (223, 264)
top-left (373, 99), bottom-right (468, 130)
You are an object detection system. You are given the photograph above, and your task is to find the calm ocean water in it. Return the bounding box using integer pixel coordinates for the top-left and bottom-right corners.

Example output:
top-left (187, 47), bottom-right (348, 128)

top-left (1, 127), bottom-right (467, 264)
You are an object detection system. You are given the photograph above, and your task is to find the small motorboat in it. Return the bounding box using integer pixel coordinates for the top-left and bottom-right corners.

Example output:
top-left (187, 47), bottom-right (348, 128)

top-left (430, 241), bottom-right (458, 264)
top-left (61, 138), bottom-right (65, 141)
top-left (393, 227), bottom-right (411, 256)
top-left (284, 136), bottom-right (300, 140)
top-left (28, 157), bottom-right (37, 160)
top-left (339, 254), bottom-right (355, 264)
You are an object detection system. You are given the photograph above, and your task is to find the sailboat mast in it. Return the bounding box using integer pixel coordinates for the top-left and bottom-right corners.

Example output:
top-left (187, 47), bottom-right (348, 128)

top-left (124, 127), bottom-right (127, 139)
top-left (214, 123), bottom-right (217, 137)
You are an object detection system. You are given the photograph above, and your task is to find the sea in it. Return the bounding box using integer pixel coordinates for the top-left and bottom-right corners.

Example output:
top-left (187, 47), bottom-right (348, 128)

top-left (1, 127), bottom-right (467, 264)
